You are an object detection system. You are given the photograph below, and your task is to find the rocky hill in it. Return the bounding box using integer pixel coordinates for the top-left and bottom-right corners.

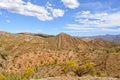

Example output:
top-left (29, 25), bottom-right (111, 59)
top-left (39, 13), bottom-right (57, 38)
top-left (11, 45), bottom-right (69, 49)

top-left (0, 31), bottom-right (120, 80)
top-left (48, 33), bottom-right (90, 50)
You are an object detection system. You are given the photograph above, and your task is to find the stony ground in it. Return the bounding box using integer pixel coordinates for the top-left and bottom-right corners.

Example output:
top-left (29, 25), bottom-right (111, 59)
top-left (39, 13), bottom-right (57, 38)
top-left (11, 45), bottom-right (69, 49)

top-left (31, 75), bottom-right (119, 80)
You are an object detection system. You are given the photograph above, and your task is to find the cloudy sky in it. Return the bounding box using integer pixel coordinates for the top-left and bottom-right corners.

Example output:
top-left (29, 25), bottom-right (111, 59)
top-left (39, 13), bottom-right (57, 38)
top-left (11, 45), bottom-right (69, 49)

top-left (0, 0), bottom-right (120, 36)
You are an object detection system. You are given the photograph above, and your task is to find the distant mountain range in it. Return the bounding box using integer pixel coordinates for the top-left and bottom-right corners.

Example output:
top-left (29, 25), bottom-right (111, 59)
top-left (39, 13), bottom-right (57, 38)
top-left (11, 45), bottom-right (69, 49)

top-left (89, 34), bottom-right (120, 43)
top-left (18, 32), bottom-right (120, 43)
top-left (1, 31), bottom-right (120, 43)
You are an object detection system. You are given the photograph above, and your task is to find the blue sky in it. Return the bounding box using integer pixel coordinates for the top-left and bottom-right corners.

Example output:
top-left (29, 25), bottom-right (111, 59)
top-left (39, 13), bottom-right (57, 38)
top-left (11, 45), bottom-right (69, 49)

top-left (0, 0), bottom-right (120, 36)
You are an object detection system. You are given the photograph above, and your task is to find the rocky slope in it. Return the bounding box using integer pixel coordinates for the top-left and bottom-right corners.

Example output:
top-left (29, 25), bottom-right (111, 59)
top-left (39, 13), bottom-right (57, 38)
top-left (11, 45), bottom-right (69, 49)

top-left (0, 31), bottom-right (120, 79)
top-left (53, 33), bottom-right (90, 50)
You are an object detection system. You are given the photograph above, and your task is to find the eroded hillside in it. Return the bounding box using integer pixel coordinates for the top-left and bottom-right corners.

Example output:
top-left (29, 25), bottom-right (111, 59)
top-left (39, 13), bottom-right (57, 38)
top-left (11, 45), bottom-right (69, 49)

top-left (0, 31), bottom-right (120, 80)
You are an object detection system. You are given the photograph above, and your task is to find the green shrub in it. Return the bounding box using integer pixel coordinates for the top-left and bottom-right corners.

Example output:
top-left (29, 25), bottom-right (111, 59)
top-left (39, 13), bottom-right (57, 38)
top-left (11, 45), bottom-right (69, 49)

top-left (2, 72), bottom-right (26, 80)
top-left (0, 40), bottom-right (3, 47)
top-left (23, 68), bottom-right (34, 78)
top-left (0, 49), bottom-right (8, 60)
top-left (96, 71), bottom-right (104, 77)
top-left (76, 62), bottom-right (96, 76)
top-left (62, 59), bottom-right (78, 73)
top-left (0, 74), bottom-right (6, 80)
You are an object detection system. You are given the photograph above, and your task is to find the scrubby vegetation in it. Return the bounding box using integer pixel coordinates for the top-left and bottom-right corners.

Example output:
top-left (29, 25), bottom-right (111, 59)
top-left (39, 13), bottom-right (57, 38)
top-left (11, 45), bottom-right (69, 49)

top-left (0, 74), bottom-right (6, 80)
top-left (61, 59), bottom-right (102, 77)
top-left (0, 49), bottom-right (8, 60)
top-left (0, 32), bottom-right (119, 79)
top-left (62, 59), bottom-right (78, 73)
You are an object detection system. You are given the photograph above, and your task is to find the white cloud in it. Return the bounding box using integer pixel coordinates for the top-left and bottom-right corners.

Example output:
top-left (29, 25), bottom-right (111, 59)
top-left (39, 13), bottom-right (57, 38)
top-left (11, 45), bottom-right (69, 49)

top-left (76, 11), bottom-right (120, 28)
top-left (52, 9), bottom-right (64, 17)
top-left (0, 0), bottom-right (64, 21)
top-left (65, 11), bottom-right (120, 32)
top-left (65, 24), bottom-right (98, 32)
top-left (65, 24), bottom-right (120, 32)
top-left (61, 0), bottom-right (80, 9)
top-left (101, 28), bottom-right (120, 32)
top-left (46, 2), bottom-right (64, 18)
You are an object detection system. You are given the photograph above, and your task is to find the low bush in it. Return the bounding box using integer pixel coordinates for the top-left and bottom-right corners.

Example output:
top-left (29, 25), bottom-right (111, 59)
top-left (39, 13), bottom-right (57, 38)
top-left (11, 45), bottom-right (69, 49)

top-left (23, 67), bottom-right (34, 79)
top-left (0, 74), bottom-right (6, 80)
top-left (62, 59), bottom-right (78, 73)
top-left (76, 62), bottom-right (96, 76)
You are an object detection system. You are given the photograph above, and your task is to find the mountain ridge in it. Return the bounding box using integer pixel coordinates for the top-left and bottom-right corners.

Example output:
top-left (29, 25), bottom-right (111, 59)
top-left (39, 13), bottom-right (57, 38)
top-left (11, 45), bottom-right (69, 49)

top-left (0, 31), bottom-right (120, 79)
top-left (85, 34), bottom-right (120, 43)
